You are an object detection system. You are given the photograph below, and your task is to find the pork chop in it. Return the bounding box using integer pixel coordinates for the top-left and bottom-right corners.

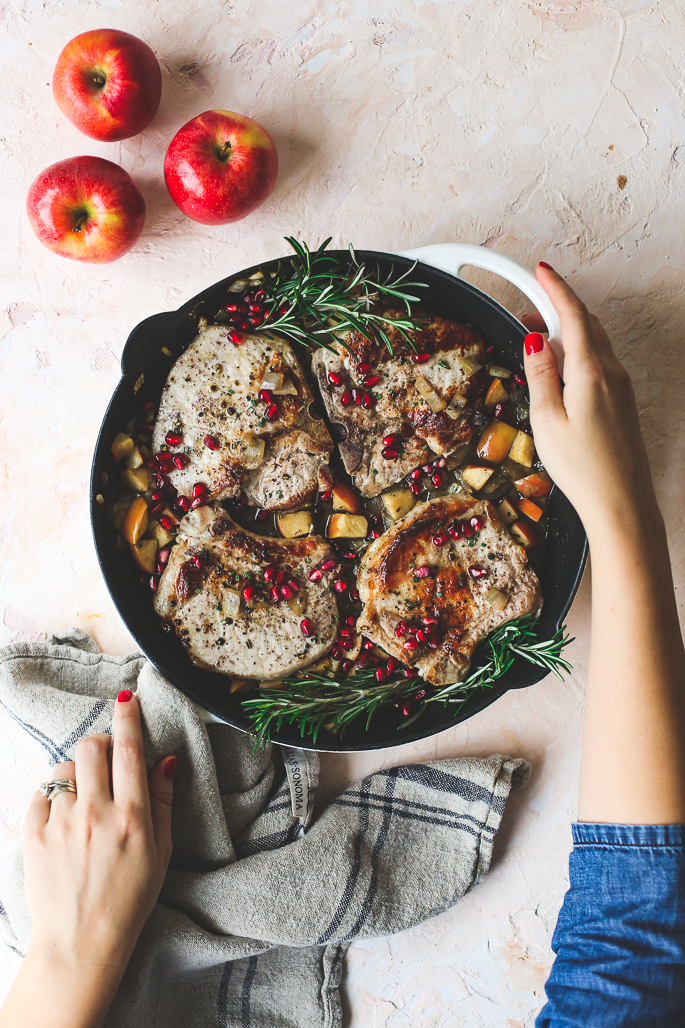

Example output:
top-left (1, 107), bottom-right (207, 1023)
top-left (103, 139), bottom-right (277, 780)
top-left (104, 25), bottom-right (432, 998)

top-left (152, 325), bottom-right (333, 511)
top-left (155, 506), bottom-right (340, 679)
top-left (356, 496), bottom-right (542, 686)
top-left (311, 308), bottom-right (488, 497)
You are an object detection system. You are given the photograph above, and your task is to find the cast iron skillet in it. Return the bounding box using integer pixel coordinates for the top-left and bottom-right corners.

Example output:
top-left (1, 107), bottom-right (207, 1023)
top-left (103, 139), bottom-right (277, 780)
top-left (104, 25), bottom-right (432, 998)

top-left (90, 243), bottom-right (587, 751)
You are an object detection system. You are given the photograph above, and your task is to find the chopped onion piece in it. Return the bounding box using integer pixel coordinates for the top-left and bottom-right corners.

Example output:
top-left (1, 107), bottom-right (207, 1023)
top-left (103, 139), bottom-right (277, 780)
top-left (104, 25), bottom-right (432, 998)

top-left (457, 354), bottom-right (483, 376)
top-left (222, 589), bottom-right (242, 618)
top-left (287, 592), bottom-right (306, 615)
top-left (444, 392), bottom-right (467, 420)
top-left (487, 364), bottom-right (513, 379)
top-left (273, 377), bottom-right (298, 395)
top-left (260, 371), bottom-right (284, 392)
top-left (485, 587), bottom-right (509, 610)
top-left (415, 375), bottom-right (446, 412)
top-left (240, 431), bottom-right (266, 467)
top-left (229, 278), bottom-right (249, 293)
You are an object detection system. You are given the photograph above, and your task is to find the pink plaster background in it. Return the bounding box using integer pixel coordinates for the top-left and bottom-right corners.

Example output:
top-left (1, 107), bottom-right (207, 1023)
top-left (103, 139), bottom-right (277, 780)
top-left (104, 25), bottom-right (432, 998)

top-left (1, 1), bottom-right (684, 1024)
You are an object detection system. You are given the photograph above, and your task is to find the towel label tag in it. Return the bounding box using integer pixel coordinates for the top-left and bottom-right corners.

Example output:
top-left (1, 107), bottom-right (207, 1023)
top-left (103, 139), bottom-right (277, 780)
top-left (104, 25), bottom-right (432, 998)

top-left (283, 747), bottom-right (310, 823)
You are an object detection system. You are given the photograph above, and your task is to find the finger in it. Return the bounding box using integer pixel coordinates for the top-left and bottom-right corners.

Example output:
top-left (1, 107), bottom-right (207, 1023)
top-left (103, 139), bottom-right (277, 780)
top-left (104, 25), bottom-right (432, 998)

top-left (24, 789), bottom-right (50, 837)
top-left (534, 263), bottom-right (612, 365)
top-left (73, 734), bottom-right (113, 808)
top-left (521, 312), bottom-right (546, 333)
top-left (111, 689), bottom-right (149, 812)
top-left (45, 760), bottom-right (78, 817)
top-left (148, 756), bottom-right (176, 872)
top-left (523, 331), bottom-right (564, 422)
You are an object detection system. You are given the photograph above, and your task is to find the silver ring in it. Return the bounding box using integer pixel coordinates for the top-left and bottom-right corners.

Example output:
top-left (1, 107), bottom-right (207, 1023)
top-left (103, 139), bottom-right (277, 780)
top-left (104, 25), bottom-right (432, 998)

top-left (40, 779), bottom-right (77, 802)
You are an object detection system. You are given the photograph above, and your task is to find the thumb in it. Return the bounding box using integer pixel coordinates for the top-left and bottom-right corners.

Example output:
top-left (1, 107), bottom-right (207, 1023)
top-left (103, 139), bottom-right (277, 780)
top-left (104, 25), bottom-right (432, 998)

top-left (148, 755), bottom-right (175, 871)
top-left (523, 331), bottom-right (564, 424)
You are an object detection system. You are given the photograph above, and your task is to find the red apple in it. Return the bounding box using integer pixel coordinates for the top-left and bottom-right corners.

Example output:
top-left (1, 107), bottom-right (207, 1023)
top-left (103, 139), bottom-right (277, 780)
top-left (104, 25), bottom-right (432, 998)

top-left (164, 110), bottom-right (278, 225)
top-left (26, 156), bottom-right (146, 263)
top-left (52, 29), bottom-right (162, 142)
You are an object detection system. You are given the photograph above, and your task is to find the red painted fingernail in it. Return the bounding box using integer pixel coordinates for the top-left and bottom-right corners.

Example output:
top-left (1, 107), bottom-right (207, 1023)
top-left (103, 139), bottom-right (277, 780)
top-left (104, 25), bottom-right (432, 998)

top-left (117, 689), bottom-right (133, 703)
top-left (538, 261), bottom-right (554, 270)
top-left (164, 756), bottom-right (177, 780)
top-left (525, 332), bottom-right (544, 356)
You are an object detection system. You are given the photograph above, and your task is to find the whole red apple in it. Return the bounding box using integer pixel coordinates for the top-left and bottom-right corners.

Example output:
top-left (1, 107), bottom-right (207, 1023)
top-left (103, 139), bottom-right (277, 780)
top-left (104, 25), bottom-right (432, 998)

top-left (26, 156), bottom-right (146, 263)
top-left (53, 29), bottom-right (162, 142)
top-left (164, 110), bottom-right (278, 225)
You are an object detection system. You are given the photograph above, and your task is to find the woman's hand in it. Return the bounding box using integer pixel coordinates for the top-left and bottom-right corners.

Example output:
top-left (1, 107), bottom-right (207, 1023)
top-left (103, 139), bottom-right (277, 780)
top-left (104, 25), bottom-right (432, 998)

top-left (521, 264), bottom-right (658, 538)
top-left (0, 690), bottom-right (175, 1028)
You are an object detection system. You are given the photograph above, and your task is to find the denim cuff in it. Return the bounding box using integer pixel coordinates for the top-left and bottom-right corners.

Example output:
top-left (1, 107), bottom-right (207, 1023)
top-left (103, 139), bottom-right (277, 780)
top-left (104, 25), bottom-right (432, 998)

top-left (572, 822), bottom-right (685, 848)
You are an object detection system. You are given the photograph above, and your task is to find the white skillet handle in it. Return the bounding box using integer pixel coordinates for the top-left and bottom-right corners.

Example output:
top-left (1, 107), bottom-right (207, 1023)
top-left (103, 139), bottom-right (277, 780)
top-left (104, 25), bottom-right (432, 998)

top-left (395, 243), bottom-right (561, 350)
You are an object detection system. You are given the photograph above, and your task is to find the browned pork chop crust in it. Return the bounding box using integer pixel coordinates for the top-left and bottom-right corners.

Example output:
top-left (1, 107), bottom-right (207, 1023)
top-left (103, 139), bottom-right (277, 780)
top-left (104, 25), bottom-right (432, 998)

top-left (311, 308), bottom-right (488, 497)
top-left (155, 506), bottom-right (340, 679)
top-left (357, 496), bottom-right (542, 686)
top-left (152, 326), bottom-right (333, 511)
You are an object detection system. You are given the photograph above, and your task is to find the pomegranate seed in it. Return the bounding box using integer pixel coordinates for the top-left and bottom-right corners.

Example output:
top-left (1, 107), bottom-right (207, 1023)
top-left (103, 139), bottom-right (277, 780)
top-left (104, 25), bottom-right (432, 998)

top-left (270, 586), bottom-right (281, 604)
top-left (410, 483), bottom-right (421, 495)
top-left (470, 514), bottom-right (486, 531)
top-left (148, 574), bottom-right (159, 592)
top-left (422, 464), bottom-right (433, 474)
top-left (403, 638), bottom-right (419, 651)
top-left (363, 375), bottom-right (380, 387)
top-left (175, 496), bottom-right (191, 513)
top-left (433, 456), bottom-right (446, 469)
top-left (279, 583), bottom-right (295, 600)
top-left (342, 659), bottom-right (353, 672)
top-left (409, 468), bottom-right (422, 482)
top-left (242, 586), bottom-right (256, 603)
top-left (357, 362), bottom-right (373, 377)
top-left (328, 371), bottom-right (344, 387)
top-left (340, 390), bottom-right (352, 406)
top-left (321, 558), bottom-right (337, 572)
top-left (249, 315), bottom-right (264, 326)
top-left (432, 533), bottom-right (448, 547)
top-left (410, 352), bottom-right (430, 363)
top-left (427, 636), bottom-right (439, 649)
top-left (141, 400), bottom-right (155, 421)
top-left (487, 345), bottom-right (495, 356)
top-left (338, 628), bottom-right (352, 641)
top-left (287, 578), bottom-right (299, 593)
top-left (155, 472), bottom-right (169, 489)
top-left (192, 483), bottom-right (207, 498)
top-left (414, 565), bottom-right (430, 578)
top-left (157, 544), bottom-right (171, 565)
top-left (448, 524), bottom-right (462, 539)
top-left (371, 513), bottom-right (383, 526)
top-left (138, 421), bottom-right (153, 434)
top-left (255, 509), bottom-right (269, 521)
top-left (238, 321), bottom-right (250, 331)
top-left (468, 564), bottom-right (487, 579)
top-left (368, 528), bottom-right (381, 539)
top-left (414, 688), bottom-right (427, 702)
top-left (395, 621), bottom-right (409, 637)
top-left (158, 515), bottom-right (174, 530)
top-left (462, 521), bottom-right (475, 538)
top-left (320, 490), bottom-right (332, 502)
top-left (416, 628), bottom-right (428, 643)
top-left (248, 303), bottom-right (262, 312)
top-left (190, 495), bottom-right (206, 509)
top-left (262, 565), bottom-right (276, 583)
top-left (387, 657), bottom-right (398, 673)
top-left (189, 553), bottom-right (206, 569)
top-left (514, 373), bottom-right (527, 387)
top-left (361, 392), bottom-right (376, 409)
top-left (352, 388), bottom-right (361, 405)
top-left (258, 389), bottom-right (271, 403)
top-left (224, 302), bottom-right (239, 312)
top-left (308, 567), bottom-right (323, 582)
top-left (173, 454), bottom-right (190, 469)
top-left (431, 471), bottom-right (443, 488)
top-left (403, 668), bottom-right (418, 679)
top-left (382, 447), bottom-right (399, 460)
top-left (328, 644), bottom-right (342, 661)
top-left (400, 701), bottom-right (413, 718)
top-left (383, 433), bottom-right (401, 447)
top-left (150, 491), bottom-right (164, 504)
top-left (265, 403), bottom-right (279, 420)
top-left (422, 616), bottom-right (438, 625)
top-left (363, 639), bottom-right (374, 651)
top-left (494, 403), bottom-right (505, 419)
top-left (157, 455), bottom-right (174, 470)
top-left (165, 431), bottom-right (183, 446)
top-left (228, 331), bottom-right (244, 345)
top-left (150, 501), bottom-right (164, 515)
top-left (279, 306), bottom-right (289, 316)
top-left (204, 435), bottom-right (219, 450)
top-left (375, 667), bottom-right (388, 684)
top-left (350, 588), bottom-right (360, 601)
top-left (254, 289), bottom-right (266, 302)
top-left (406, 623), bottom-right (419, 634)
top-left (341, 549), bottom-right (357, 561)
top-left (345, 615), bottom-right (357, 626)
top-left (333, 579), bottom-right (347, 594)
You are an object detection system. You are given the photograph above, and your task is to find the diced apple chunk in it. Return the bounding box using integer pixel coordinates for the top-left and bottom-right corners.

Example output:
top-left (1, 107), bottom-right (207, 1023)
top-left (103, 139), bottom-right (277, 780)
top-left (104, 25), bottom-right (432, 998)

top-left (381, 486), bottom-right (415, 522)
top-left (230, 677), bottom-right (252, 694)
top-left (328, 513), bottom-right (368, 538)
top-left (121, 466), bottom-right (153, 492)
top-left (461, 465), bottom-right (495, 492)
top-left (477, 421), bottom-right (518, 463)
top-left (497, 498), bottom-right (518, 525)
top-left (110, 491), bottom-right (135, 531)
top-left (515, 471), bottom-right (552, 498)
top-left (276, 511), bottom-right (314, 538)
top-left (121, 496), bottom-right (149, 545)
top-left (145, 521), bottom-right (175, 547)
top-left (111, 432), bottom-right (135, 462)
top-left (124, 446), bottom-right (144, 469)
top-left (509, 520), bottom-right (540, 548)
top-left (484, 377), bottom-right (508, 408)
top-left (331, 482), bottom-right (361, 514)
top-left (129, 538), bottom-right (157, 573)
top-left (517, 497), bottom-right (543, 522)
top-left (508, 430), bottom-right (535, 468)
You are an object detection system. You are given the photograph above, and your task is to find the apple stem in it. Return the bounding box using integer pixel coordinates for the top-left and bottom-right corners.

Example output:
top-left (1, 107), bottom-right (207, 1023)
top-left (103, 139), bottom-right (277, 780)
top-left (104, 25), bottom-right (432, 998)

top-left (92, 73), bottom-right (106, 88)
top-left (219, 141), bottom-right (232, 162)
top-left (72, 212), bottom-right (89, 233)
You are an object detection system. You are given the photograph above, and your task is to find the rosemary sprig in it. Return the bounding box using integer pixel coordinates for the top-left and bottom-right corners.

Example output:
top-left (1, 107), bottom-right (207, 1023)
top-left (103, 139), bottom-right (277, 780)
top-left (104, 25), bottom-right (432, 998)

top-left (259, 237), bottom-right (428, 355)
top-left (243, 615), bottom-right (573, 747)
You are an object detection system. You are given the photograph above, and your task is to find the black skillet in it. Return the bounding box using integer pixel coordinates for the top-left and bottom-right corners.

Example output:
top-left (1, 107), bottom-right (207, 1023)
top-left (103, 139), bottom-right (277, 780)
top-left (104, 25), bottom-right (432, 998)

top-left (90, 243), bottom-right (587, 751)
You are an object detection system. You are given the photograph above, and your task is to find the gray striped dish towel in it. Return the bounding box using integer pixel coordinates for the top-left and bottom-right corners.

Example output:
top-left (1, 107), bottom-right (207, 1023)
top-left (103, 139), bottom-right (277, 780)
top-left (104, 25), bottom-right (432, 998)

top-left (0, 631), bottom-right (530, 1028)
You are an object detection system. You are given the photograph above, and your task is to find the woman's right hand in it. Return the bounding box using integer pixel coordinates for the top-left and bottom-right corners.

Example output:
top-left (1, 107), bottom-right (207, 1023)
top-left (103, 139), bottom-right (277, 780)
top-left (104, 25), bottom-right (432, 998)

top-left (521, 264), bottom-right (658, 537)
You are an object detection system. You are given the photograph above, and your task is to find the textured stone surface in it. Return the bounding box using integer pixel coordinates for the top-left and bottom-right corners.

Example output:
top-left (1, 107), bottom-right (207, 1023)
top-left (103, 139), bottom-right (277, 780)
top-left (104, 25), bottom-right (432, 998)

top-left (1, 1), bottom-right (684, 1024)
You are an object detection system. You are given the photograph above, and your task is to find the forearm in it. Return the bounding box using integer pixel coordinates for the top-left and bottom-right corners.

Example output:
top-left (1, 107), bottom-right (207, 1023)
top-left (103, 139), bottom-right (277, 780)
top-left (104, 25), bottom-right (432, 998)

top-left (0, 945), bottom-right (127, 1028)
top-left (578, 501), bottom-right (685, 824)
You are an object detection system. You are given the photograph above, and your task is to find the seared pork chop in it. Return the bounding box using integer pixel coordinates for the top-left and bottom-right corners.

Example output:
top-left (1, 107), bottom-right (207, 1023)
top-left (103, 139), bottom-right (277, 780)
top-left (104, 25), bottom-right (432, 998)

top-left (152, 326), bottom-right (332, 511)
top-left (357, 496), bottom-right (541, 686)
top-left (155, 506), bottom-right (339, 679)
top-left (311, 308), bottom-right (488, 497)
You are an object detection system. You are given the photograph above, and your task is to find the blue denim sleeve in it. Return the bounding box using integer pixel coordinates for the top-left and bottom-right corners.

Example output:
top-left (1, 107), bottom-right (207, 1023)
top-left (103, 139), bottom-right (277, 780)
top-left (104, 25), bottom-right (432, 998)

top-left (536, 823), bottom-right (685, 1028)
